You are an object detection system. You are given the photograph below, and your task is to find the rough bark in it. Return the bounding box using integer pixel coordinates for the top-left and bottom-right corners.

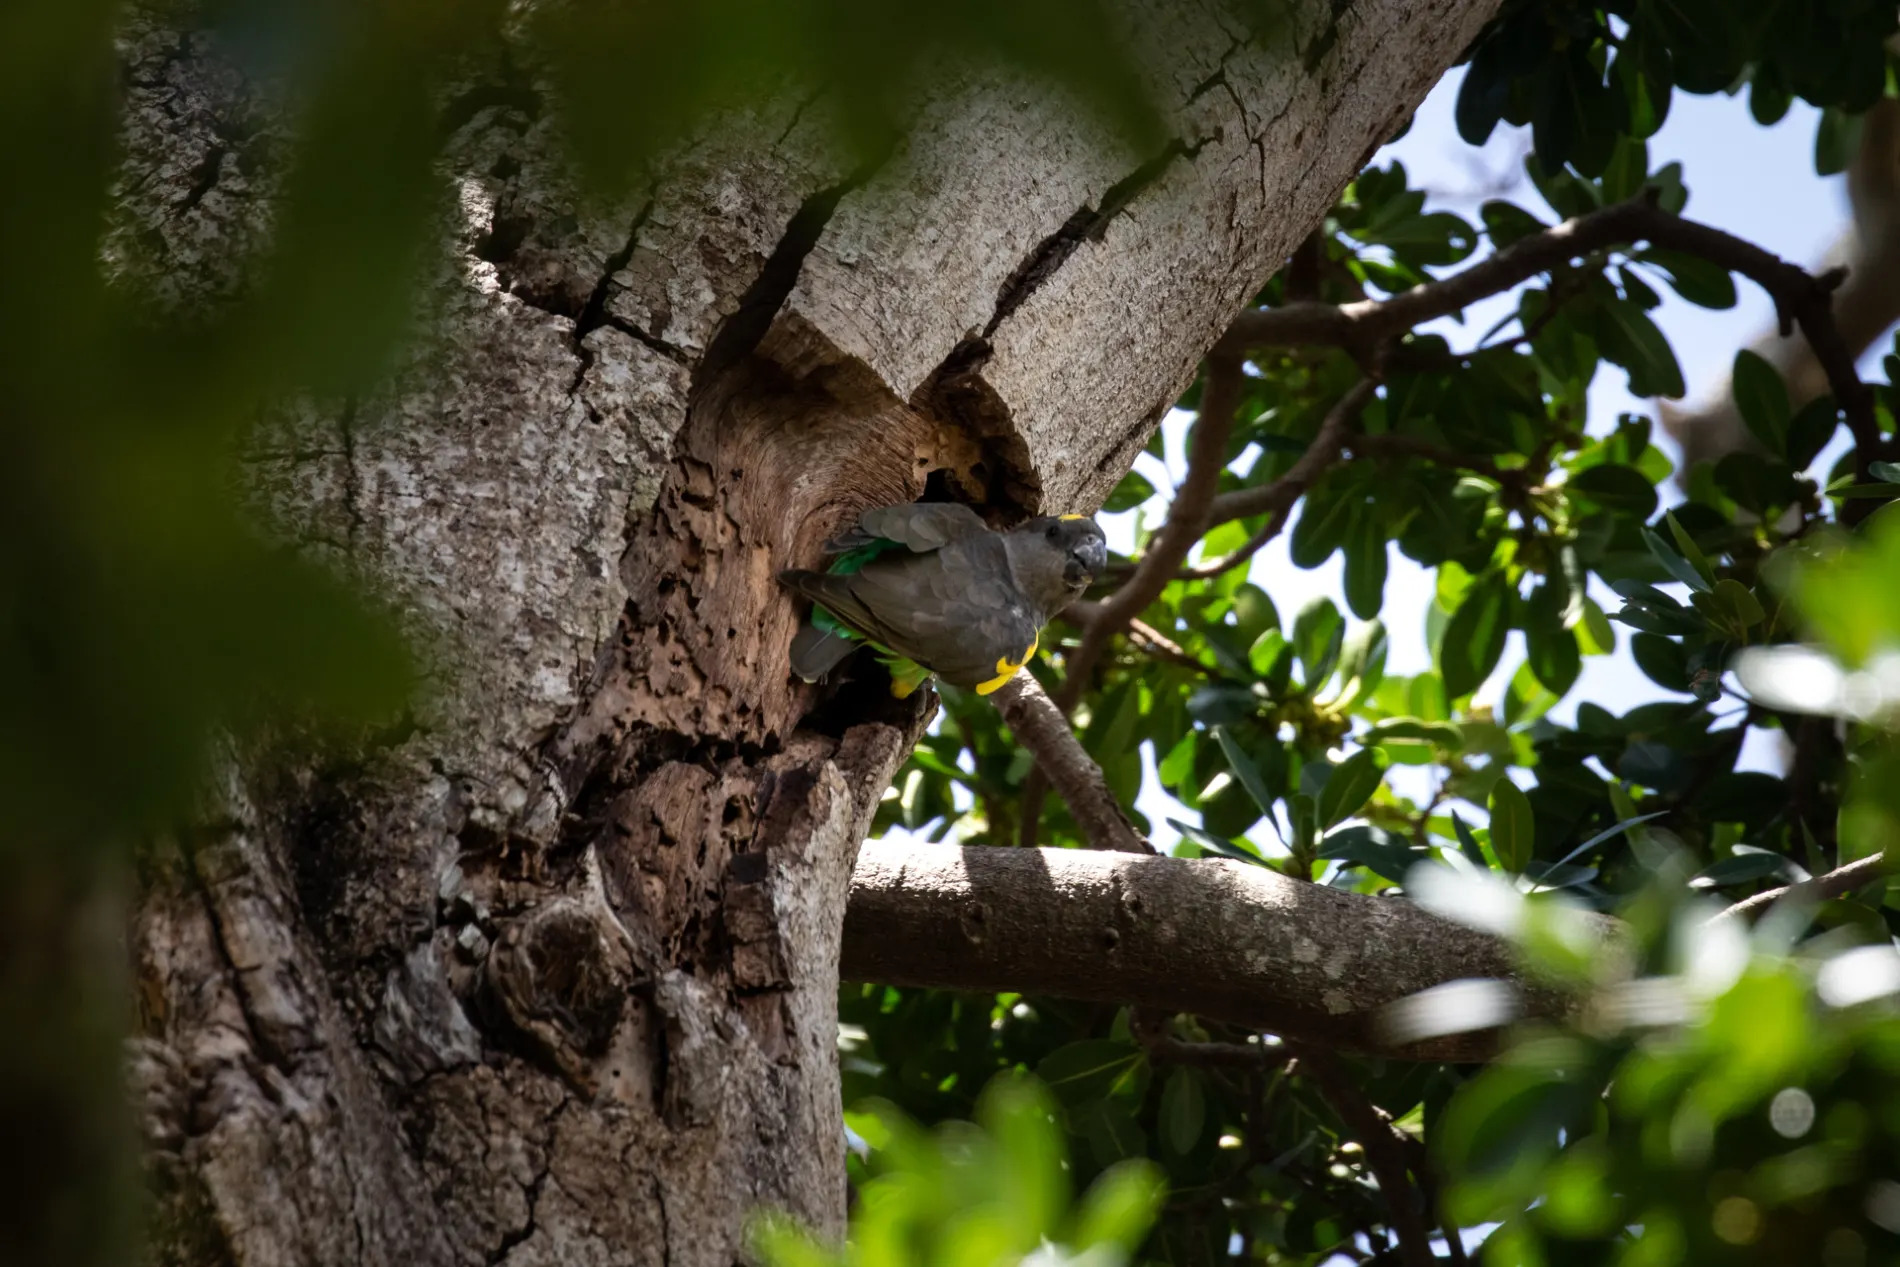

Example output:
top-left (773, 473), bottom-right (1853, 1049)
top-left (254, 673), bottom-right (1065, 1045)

top-left (842, 839), bottom-right (1565, 1063)
top-left (111, 1), bottom-right (1501, 1263)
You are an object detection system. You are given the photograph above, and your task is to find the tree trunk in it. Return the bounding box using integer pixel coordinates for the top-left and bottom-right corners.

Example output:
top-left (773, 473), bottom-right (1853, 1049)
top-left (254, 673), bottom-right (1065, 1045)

top-left (117, 2), bottom-right (1498, 1262)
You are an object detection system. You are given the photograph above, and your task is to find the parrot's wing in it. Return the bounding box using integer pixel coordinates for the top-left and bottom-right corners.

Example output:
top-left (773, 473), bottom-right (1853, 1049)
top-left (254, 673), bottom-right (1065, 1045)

top-left (825, 502), bottom-right (988, 555)
top-left (840, 541), bottom-right (1044, 691)
top-left (777, 569), bottom-right (898, 653)
top-left (788, 623), bottom-right (858, 683)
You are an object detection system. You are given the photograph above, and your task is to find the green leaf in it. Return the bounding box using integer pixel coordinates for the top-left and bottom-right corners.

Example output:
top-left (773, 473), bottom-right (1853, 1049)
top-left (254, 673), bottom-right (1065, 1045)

top-left (1073, 1098), bottom-right (1149, 1169)
top-left (1630, 633), bottom-right (1690, 692)
top-left (1212, 725), bottom-right (1279, 817)
top-left (1231, 583), bottom-right (1280, 640)
top-left (1158, 730), bottom-right (1196, 789)
top-left (1069, 1160), bottom-right (1167, 1252)
top-left (1101, 468), bottom-right (1157, 512)
top-left (1713, 452), bottom-right (1802, 514)
top-left (1343, 513), bottom-right (1389, 620)
top-left (1578, 597), bottom-right (1617, 656)
top-left (1249, 628), bottom-right (1294, 687)
top-left (1451, 811), bottom-right (1488, 867)
top-left (1364, 717), bottom-right (1464, 748)
top-left (1549, 811), bottom-right (1667, 870)
top-left (1731, 349), bottom-right (1790, 454)
top-left (1318, 824), bottom-right (1418, 883)
top-left (1159, 1068), bottom-right (1206, 1156)
top-left (1168, 818), bottom-right (1268, 867)
top-left (1290, 485), bottom-right (1355, 569)
top-left (1596, 299), bottom-right (1686, 398)
top-left (1712, 578), bottom-right (1764, 629)
top-left (1525, 621), bottom-right (1581, 698)
top-left (1690, 851), bottom-right (1800, 889)
top-left (1439, 576), bottom-right (1511, 699)
top-left (1036, 1040), bottom-right (1148, 1106)
top-left (1641, 525), bottom-right (1712, 594)
top-left (1665, 510), bottom-right (1716, 589)
top-left (1785, 395), bottom-right (1840, 469)
top-left (1490, 779), bottom-right (1534, 874)
top-left (1292, 598), bottom-right (1346, 690)
top-left (1317, 749), bottom-right (1385, 829)
top-left (1639, 248), bottom-right (1735, 310)
top-left (1870, 461), bottom-right (1900, 485)
top-left (1567, 463), bottom-right (1658, 519)
top-left (1815, 107), bottom-right (1862, 177)
top-left (1479, 199), bottom-right (1548, 248)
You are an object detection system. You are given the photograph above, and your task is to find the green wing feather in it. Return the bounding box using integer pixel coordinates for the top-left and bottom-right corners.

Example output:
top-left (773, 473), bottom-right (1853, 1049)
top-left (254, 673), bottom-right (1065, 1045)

top-left (793, 535), bottom-right (933, 693)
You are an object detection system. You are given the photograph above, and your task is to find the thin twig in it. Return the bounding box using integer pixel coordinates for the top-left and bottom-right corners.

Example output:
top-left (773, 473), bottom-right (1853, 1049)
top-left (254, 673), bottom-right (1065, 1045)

top-left (1131, 1009), bottom-right (1294, 1069)
top-left (1203, 376), bottom-right (1379, 528)
top-left (1290, 1044), bottom-right (1436, 1267)
top-left (1173, 505), bottom-right (1292, 581)
top-left (1128, 617), bottom-right (1221, 675)
top-left (1217, 193), bottom-right (1884, 474)
top-left (1713, 851), bottom-right (1893, 922)
top-left (988, 673), bottom-right (1152, 854)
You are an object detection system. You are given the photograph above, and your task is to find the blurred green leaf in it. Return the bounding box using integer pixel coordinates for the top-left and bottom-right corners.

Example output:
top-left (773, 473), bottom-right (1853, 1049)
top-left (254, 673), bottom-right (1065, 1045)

top-left (1490, 779), bottom-right (1535, 873)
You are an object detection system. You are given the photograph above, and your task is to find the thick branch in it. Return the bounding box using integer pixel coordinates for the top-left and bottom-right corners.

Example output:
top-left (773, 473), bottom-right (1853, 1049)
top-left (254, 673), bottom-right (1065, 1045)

top-left (842, 839), bottom-right (1569, 1061)
top-left (1714, 850), bottom-right (1894, 922)
top-left (988, 674), bottom-right (1152, 854)
top-left (1217, 196), bottom-right (1882, 470)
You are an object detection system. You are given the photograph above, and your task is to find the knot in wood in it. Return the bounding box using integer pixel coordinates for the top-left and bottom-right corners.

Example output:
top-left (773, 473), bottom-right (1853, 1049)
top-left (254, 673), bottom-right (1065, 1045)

top-left (486, 899), bottom-right (629, 1071)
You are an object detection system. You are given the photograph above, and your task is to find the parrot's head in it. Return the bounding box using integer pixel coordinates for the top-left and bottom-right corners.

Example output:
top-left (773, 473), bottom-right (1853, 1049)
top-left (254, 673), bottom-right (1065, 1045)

top-left (1009, 514), bottom-right (1108, 615)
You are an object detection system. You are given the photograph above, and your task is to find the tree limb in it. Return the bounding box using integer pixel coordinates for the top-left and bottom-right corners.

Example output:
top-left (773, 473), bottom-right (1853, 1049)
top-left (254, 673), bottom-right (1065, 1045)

top-left (987, 674), bottom-right (1152, 854)
top-left (1713, 850), bottom-right (1894, 922)
top-left (1216, 194), bottom-right (1883, 472)
top-left (842, 839), bottom-right (1579, 1061)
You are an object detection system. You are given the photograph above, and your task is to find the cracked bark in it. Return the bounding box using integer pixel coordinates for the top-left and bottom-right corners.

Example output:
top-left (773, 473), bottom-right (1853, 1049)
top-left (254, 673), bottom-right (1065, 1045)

top-left (107, 1), bottom-right (1501, 1263)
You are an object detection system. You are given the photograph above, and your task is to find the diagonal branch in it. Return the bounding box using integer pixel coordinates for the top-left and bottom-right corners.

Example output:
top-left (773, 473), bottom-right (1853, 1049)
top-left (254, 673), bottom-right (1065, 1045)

top-left (1203, 375), bottom-right (1378, 528)
top-left (1055, 353), bottom-right (1248, 714)
top-left (1169, 376), bottom-right (1378, 581)
top-left (988, 673), bottom-right (1152, 853)
top-left (1014, 354), bottom-right (1245, 849)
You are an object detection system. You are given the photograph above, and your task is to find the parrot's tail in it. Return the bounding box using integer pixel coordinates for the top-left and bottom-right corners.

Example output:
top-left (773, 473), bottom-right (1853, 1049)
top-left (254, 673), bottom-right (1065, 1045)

top-left (789, 623), bottom-right (857, 682)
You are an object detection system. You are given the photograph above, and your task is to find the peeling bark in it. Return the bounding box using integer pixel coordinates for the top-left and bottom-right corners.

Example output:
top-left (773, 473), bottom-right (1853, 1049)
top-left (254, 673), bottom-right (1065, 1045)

top-left (110, 1), bottom-right (1502, 1262)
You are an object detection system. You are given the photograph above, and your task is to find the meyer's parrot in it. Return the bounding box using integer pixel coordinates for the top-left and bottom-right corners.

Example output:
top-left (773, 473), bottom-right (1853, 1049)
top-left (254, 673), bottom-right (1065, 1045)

top-left (777, 502), bottom-right (1109, 698)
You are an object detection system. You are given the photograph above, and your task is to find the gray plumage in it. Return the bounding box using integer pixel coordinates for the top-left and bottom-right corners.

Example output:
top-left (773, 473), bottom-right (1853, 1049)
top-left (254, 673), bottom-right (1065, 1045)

top-left (778, 503), bottom-right (1108, 693)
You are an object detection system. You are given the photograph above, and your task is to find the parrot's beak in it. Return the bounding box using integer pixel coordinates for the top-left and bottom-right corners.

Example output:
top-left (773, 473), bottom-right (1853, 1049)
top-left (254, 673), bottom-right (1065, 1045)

top-left (1070, 536), bottom-right (1107, 584)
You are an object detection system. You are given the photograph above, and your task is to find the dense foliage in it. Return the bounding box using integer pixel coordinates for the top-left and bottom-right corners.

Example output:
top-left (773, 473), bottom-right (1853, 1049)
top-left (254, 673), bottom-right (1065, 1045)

top-left (838, 4), bottom-right (1900, 1263)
